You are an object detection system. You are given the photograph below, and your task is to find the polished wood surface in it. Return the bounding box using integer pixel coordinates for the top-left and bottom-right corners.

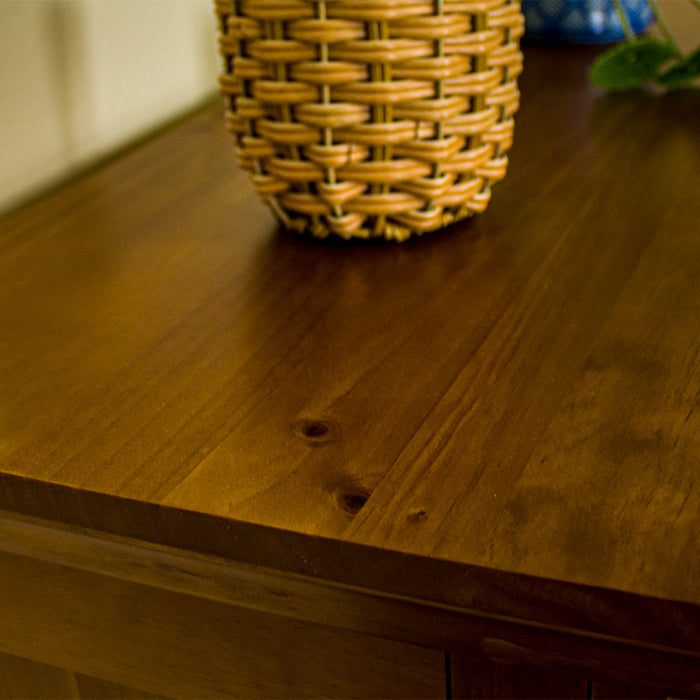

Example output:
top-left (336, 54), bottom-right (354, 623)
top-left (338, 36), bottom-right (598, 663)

top-left (0, 45), bottom-right (698, 693)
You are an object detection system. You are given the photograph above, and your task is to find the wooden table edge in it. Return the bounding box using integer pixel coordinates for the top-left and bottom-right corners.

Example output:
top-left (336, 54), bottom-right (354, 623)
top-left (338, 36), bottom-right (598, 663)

top-left (1, 478), bottom-right (698, 695)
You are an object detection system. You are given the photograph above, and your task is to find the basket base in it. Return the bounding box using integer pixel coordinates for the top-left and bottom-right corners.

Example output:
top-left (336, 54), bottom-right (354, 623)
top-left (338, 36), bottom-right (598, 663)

top-left (269, 200), bottom-right (483, 243)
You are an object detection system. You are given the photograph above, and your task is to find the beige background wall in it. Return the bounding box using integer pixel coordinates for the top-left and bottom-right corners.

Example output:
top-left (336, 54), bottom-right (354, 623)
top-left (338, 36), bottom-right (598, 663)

top-left (0, 0), bottom-right (220, 216)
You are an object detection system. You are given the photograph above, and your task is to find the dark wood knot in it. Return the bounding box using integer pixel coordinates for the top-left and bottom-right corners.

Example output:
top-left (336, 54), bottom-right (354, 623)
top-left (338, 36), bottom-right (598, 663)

top-left (339, 490), bottom-right (370, 515)
top-left (293, 418), bottom-right (340, 444)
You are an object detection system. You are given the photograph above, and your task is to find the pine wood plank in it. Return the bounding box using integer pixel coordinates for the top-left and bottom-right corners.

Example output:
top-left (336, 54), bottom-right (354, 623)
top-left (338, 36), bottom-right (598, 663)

top-left (1, 510), bottom-right (697, 695)
top-left (0, 547), bottom-right (444, 699)
top-left (344, 54), bottom-right (700, 596)
top-left (0, 46), bottom-right (698, 697)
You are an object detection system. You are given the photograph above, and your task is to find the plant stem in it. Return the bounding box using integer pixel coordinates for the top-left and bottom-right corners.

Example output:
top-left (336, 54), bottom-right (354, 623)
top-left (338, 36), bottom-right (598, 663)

top-left (647, 0), bottom-right (680, 51)
top-left (688, 0), bottom-right (700, 11)
top-left (612, 0), bottom-right (635, 40)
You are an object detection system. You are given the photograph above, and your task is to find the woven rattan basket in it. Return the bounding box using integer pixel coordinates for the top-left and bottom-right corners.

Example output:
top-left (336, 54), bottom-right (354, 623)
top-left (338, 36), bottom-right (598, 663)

top-left (214, 0), bottom-right (524, 241)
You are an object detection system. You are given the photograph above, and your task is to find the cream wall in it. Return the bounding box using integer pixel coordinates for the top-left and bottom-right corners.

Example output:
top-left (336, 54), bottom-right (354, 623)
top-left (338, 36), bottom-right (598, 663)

top-left (0, 0), bottom-right (220, 216)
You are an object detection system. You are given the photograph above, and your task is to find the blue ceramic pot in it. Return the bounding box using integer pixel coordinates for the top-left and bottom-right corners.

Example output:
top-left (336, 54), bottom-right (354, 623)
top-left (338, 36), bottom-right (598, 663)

top-left (523, 0), bottom-right (654, 44)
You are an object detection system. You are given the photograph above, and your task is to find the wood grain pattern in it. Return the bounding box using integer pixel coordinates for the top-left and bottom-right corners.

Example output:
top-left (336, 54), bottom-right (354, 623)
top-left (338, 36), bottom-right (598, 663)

top-left (2, 510), bottom-right (695, 695)
top-left (0, 547), bottom-right (444, 699)
top-left (0, 45), bottom-right (698, 694)
top-left (345, 52), bottom-right (700, 591)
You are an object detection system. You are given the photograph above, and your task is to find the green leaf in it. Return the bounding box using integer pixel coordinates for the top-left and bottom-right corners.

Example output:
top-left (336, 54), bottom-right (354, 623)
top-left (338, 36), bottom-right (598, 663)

top-left (657, 46), bottom-right (700, 88)
top-left (590, 38), bottom-right (680, 90)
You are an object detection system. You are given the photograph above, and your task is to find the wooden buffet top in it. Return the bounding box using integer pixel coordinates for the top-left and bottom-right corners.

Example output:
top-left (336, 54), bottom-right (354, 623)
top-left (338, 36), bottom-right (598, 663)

top-left (1, 46), bottom-right (698, 691)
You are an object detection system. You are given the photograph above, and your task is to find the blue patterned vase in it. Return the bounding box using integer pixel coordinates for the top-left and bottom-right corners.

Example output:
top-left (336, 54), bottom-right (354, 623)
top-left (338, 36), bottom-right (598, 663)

top-left (523, 0), bottom-right (654, 44)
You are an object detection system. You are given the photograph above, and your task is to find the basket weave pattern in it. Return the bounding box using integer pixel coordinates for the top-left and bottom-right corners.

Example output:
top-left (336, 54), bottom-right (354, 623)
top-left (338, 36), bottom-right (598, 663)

top-left (214, 0), bottom-right (524, 241)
